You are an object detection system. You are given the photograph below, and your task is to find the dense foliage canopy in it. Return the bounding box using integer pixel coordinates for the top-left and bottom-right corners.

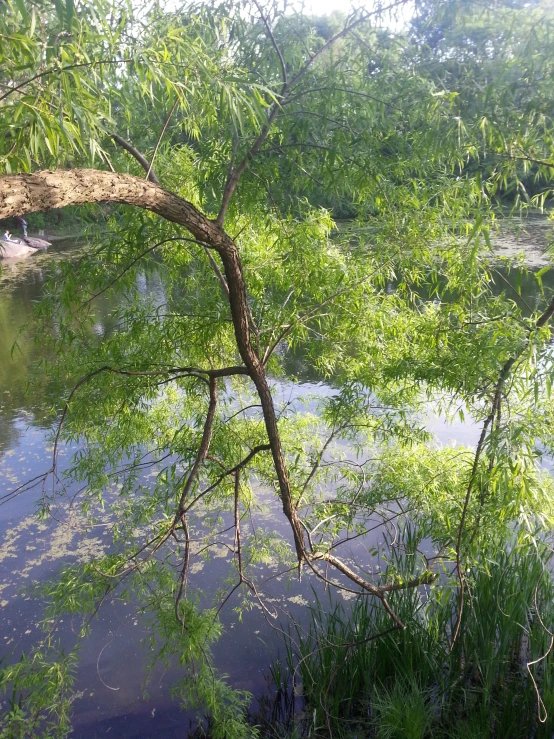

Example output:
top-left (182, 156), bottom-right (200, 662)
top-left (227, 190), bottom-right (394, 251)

top-left (1, 0), bottom-right (554, 736)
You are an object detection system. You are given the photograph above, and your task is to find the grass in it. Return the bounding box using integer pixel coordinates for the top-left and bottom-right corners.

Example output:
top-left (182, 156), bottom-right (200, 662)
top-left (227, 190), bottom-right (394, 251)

top-left (262, 529), bottom-right (554, 738)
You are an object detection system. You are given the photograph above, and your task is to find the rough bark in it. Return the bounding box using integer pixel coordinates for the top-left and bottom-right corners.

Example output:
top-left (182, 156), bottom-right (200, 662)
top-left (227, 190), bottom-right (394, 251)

top-left (0, 167), bottom-right (430, 603)
top-left (0, 169), bottom-right (221, 245)
top-left (0, 168), bottom-right (307, 565)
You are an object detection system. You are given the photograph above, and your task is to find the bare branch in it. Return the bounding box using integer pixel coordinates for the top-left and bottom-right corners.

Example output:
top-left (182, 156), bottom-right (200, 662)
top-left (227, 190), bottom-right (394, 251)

top-left (203, 246), bottom-right (230, 297)
top-left (282, 86), bottom-right (404, 112)
top-left (176, 375), bottom-right (219, 516)
top-left (501, 151), bottom-right (554, 170)
top-left (294, 426), bottom-right (343, 509)
top-left (110, 132), bottom-right (159, 184)
top-left (146, 98), bottom-right (178, 182)
top-left (234, 470), bottom-right (244, 581)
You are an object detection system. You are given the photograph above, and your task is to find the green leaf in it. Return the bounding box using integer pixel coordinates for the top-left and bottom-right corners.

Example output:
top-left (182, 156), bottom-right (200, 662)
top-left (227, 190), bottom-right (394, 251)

top-left (52, 0), bottom-right (65, 22)
top-left (66, 0), bottom-right (74, 30)
top-left (13, 0), bottom-right (29, 23)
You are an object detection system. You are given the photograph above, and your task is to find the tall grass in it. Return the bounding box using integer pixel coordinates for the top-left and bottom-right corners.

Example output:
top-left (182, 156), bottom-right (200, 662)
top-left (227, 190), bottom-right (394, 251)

top-left (268, 532), bottom-right (554, 738)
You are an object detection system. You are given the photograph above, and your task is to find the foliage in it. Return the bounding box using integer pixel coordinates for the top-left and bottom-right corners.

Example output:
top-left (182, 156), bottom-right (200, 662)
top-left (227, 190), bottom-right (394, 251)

top-left (273, 528), bottom-right (554, 737)
top-left (0, 642), bottom-right (78, 739)
top-left (1, 0), bottom-right (554, 736)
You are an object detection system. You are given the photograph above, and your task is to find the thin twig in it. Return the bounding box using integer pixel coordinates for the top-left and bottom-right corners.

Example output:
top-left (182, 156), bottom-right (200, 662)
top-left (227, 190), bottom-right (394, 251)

top-left (252, 0), bottom-right (287, 85)
top-left (450, 293), bottom-right (554, 650)
top-left (146, 98), bottom-right (178, 182)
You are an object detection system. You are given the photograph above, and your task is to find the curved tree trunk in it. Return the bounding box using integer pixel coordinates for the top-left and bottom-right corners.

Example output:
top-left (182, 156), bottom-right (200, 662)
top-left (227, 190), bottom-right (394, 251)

top-left (0, 168), bottom-right (307, 564)
top-left (0, 167), bottom-right (439, 610)
top-left (0, 169), bottom-right (220, 244)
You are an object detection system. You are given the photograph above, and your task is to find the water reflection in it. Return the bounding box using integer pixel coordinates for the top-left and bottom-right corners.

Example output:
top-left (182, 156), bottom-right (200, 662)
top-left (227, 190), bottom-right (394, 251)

top-left (0, 227), bottom-right (551, 735)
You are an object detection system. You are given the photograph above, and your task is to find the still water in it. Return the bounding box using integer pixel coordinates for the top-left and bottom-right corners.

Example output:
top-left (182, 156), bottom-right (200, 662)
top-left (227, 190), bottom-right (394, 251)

top-left (0, 226), bottom-right (551, 736)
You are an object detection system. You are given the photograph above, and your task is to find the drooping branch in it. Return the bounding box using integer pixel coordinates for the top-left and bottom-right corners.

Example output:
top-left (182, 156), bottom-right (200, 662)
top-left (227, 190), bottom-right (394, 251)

top-left (50, 364), bottom-right (247, 482)
top-left (234, 469), bottom-right (244, 581)
top-left (262, 262), bottom-right (394, 363)
top-left (80, 236), bottom-right (213, 307)
top-left (175, 510), bottom-right (191, 627)
top-left (110, 133), bottom-right (160, 184)
top-left (450, 292), bottom-right (554, 649)
top-left (172, 374), bottom-right (217, 625)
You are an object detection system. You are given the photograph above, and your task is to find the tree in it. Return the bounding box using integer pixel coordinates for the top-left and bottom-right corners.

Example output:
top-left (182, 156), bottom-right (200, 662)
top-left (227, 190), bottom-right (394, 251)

top-left (1, 0), bottom-right (554, 735)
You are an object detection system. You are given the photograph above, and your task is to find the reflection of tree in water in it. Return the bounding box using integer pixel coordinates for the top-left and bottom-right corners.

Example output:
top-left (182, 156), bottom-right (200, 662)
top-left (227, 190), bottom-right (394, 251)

top-left (0, 248), bottom-right (170, 452)
top-left (0, 269), bottom-right (46, 451)
top-left (0, 249), bottom-right (114, 450)
top-left (0, 414), bottom-right (20, 453)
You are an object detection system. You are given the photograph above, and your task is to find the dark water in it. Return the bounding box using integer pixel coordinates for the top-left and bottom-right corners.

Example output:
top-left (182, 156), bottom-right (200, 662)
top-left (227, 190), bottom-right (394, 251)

top-left (0, 228), bottom-right (551, 735)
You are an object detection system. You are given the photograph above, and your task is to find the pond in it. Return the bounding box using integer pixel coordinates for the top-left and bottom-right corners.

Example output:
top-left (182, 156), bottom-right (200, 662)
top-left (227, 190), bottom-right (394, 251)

top-left (0, 220), bottom-right (552, 736)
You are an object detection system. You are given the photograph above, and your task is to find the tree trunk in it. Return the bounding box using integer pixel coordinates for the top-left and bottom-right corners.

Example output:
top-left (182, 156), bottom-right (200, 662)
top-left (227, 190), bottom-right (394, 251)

top-left (0, 168), bottom-right (307, 564)
top-left (0, 169), bottom-right (220, 244)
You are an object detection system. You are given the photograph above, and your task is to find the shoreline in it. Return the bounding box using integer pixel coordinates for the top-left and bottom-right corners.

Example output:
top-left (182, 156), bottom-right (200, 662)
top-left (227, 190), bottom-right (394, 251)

top-left (492, 215), bottom-right (553, 269)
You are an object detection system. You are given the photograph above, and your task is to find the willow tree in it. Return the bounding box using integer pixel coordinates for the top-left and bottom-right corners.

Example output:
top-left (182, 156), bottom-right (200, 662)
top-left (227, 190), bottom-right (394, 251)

top-left (1, 0), bottom-right (554, 735)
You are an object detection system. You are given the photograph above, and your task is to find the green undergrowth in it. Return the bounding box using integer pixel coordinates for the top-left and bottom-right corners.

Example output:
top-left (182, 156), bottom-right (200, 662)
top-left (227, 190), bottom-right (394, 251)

top-left (261, 533), bottom-right (554, 739)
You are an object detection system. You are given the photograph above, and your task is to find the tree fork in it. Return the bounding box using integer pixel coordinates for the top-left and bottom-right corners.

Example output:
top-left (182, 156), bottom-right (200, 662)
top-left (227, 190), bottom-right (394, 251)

top-left (0, 168), bottom-right (439, 607)
top-left (0, 168), bottom-right (308, 567)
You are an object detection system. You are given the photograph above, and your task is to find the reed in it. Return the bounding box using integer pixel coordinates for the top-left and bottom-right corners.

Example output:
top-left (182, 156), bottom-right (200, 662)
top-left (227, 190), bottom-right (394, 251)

top-left (267, 529), bottom-right (554, 738)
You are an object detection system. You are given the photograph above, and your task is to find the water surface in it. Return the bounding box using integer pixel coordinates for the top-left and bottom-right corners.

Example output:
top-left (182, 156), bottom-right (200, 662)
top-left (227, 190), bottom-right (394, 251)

top-left (0, 224), bottom-right (551, 735)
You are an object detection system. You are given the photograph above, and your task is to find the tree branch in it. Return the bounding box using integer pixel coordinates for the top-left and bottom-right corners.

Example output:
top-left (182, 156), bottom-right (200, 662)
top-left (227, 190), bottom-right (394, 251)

top-left (450, 292), bottom-right (554, 649)
top-left (80, 236), bottom-right (211, 308)
top-left (110, 133), bottom-right (159, 184)
top-left (176, 375), bottom-right (218, 516)
top-left (253, 0), bottom-right (287, 86)
top-left (0, 58), bottom-right (133, 103)
top-left (184, 444), bottom-right (271, 512)
top-left (146, 99), bottom-right (178, 182)
top-left (0, 164), bottom-right (433, 623)
top-left (215, 2), bottom-right (406, 226)
top-left (0, 169), bottom-right (226, 247)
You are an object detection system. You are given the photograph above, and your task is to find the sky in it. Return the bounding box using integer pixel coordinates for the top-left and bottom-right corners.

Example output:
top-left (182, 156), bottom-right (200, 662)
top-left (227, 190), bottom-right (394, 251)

top-left (285, 0), bottom-right (414, 28)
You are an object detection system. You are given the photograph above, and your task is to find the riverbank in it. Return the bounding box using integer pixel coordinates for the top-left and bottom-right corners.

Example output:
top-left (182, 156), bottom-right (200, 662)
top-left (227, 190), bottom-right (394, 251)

top-left (493, 215), bottom-right (553, 268)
